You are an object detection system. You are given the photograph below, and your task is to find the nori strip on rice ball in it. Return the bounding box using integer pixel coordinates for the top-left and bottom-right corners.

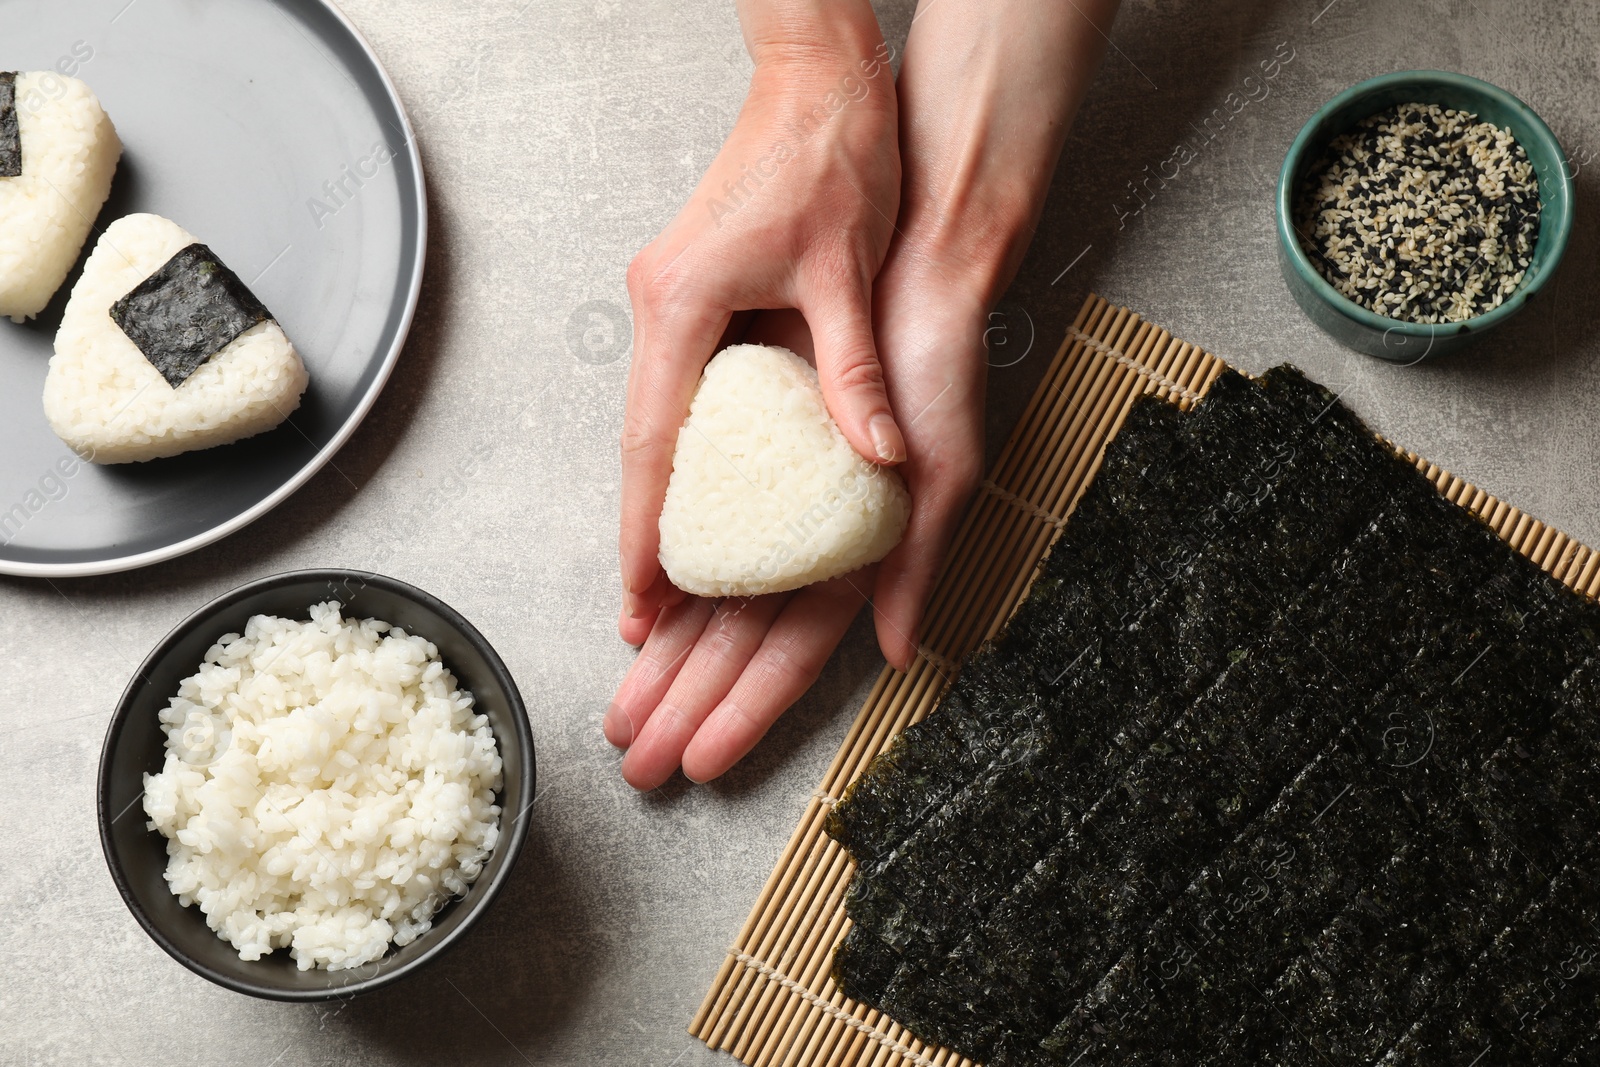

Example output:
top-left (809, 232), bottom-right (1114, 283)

top-left (0, 72), bottom-right (19, 177)
top-left (110, 242), bottom-right (272, 388)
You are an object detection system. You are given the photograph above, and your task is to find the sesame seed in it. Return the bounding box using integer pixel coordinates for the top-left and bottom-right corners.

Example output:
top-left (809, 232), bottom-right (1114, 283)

top-left (1295, 102), bottom-right (1540, 324)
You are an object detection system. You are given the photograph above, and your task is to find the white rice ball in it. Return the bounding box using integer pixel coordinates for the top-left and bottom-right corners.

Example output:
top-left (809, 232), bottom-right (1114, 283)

top-left (659, 344), bottom-right (911, 597)
top-left (43, 213), bottom-right (309, 463)
top-left (0, 72), bottom-right (121, 321)
top-left (142, 601), bottom-right (504, 972)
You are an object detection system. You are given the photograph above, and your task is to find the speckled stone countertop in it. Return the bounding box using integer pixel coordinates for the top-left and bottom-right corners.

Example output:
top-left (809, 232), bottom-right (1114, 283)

top-left (5, 0), bottom-right (1598, 1063)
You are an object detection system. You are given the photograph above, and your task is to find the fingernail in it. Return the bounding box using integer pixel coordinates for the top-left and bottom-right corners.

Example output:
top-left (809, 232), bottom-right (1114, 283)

top-left (869, 414), bottom-right (905, 464)
top-left (603, 703), bottom-right (632, 747)
top-left (624, 590), bottom-right (644, 619)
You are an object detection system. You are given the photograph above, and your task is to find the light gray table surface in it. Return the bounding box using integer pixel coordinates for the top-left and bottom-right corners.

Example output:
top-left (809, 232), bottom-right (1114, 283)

top-left (4, 0), bottom-right (1598, 1063)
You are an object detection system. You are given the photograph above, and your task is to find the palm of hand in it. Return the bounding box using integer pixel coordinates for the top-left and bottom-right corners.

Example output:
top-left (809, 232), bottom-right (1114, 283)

top-left (607, 265), bottom-right (987, 790)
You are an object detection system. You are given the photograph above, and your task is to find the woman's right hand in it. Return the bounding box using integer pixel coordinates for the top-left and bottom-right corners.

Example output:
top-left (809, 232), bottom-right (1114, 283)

top-left (613, 3), bottom-right (904, 697)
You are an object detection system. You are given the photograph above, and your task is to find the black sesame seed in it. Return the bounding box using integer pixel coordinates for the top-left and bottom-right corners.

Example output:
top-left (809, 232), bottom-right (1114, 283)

top-left (1294, 102), bottom-right (1540, 323)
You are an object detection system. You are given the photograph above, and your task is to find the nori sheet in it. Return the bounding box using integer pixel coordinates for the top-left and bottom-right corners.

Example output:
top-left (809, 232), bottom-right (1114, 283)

top-left (829, 366), bottom-right (1385, 871)
top-left (0, 72), bottom-right (19, 178)
top-left (898, 500), bottom-right (1498, 1063)
top-left (827, 400), bottom-right (1193, 865)
top-left (1039, 736), bottom-right (1410, 1066)
top-left (1325, 858), bottom-right (1600, 1067)
top-left (827, 363), bottom-right (1600, 1066)
top-left (831, 925), bottom-right (904, 1008)
top-left (1056, 508), bottom-right (1600, 1063)
top-left (1376, 705), bottom-right (1600, 1065)
top-left (1043, 650), bottom-right (1595, 1067)
top-left (842, 368), bottom-right (1402, 957)
top-left (111, 243), bottom-right (272, 388)
top-left (1203, 609), bottom-right (1590, 1066)
top-left (835, 371), bottom-right (1405, 1050)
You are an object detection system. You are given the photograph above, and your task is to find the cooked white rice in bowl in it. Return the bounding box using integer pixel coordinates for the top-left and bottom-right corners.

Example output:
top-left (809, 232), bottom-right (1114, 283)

top-left (141, 601), bottom-right (503, 972)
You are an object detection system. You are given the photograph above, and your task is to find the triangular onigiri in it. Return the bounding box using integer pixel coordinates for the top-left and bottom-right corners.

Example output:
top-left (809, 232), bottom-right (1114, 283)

top-left (0, 72), bottom-right (121, 321)
top-left (43, 214), bottom-right (309, 463)
top-left (658, 344), bottom-right (911, 597)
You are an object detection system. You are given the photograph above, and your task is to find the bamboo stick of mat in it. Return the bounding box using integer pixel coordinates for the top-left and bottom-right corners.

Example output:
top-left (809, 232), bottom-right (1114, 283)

top-left (689, 292), bottom-right (1597, 1067)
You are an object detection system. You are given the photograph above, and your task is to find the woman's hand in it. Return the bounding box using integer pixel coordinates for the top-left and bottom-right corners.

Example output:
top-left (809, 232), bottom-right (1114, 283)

top-left (607, 262), bottom-right (990, 791)
top-left (617, 2), bottom-right (904, 648)
top-left (607, 0), bottom-right (1122, 790)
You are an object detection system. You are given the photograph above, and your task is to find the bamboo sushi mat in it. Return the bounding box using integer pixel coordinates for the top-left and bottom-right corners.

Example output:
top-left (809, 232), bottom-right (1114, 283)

top-left (689, 292), bottom-right (1600, 1067)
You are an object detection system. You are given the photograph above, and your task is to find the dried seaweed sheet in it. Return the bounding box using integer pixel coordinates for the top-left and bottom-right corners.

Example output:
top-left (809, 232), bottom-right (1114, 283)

top-left (1044, 659), bottom-right (1596, 1066)
top-left (1038, 737), bottom-right (1411, 1066)
top-left (830, 398), bottom-right (1215, 868)
top-left (1202, 623), bottom-right (1591, 1065)
top-left (0, 72), bottom-right (19, 178)
top-left (1049, 633), bottom-right (1587, 1067)
top-left (884, 500), bottom-right (1508, 1062)
top-left (111, 243), bottom-right (271, 388)
top-left (829, 368), bottom-right (1380, 871)
top-left (1309, 857), bottom-right (1600, 1067)
top-left (827, 401), bottom-right (1193, 865)
top-left (835, 372), bottom-right (1401, 1040)
top-left (841, 372), bottom-right (1400, 957)
top-left (1377, 709), bottom-right (1600, 1065)
top-left (828, 364), bottom-right (1600, 1067)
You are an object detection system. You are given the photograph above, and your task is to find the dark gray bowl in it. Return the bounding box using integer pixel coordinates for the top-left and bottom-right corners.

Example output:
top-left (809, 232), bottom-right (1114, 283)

top-left (97, 570), bottom-right (533, 1001)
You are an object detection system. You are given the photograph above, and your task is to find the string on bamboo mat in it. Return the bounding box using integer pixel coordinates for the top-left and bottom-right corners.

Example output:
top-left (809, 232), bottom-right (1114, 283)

top-left (731, 953), bottom-right (946, 1067)
top-left (913, 648), bottom-right (961, 680)
top-left (977, 479), bottom-right (1067, 529)
top-left (1066, 325), bottom-right (1208, 404)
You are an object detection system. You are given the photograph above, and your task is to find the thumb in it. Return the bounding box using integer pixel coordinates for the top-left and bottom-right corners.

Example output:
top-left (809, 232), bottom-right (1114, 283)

top-left (801, 283), bottom-right (906, 466)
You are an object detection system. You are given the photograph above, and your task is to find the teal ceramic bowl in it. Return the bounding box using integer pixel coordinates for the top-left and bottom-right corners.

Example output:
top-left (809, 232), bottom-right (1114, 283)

top-left (1277, 71), bottom-right (1573, 362)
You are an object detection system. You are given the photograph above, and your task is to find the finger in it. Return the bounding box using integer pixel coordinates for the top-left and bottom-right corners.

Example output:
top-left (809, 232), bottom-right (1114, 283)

top-left (605, 595), bottom-right (716, 749)
top-left (618, 568), bottom-right (683, 647)
top-left (872, 466), bottom-right (979, 670)
top-left (680, 574), bottom-right (867, 783)
top-left (799, 274), bottom-right (906, 466)
top-left (620, 256), bottom-right (730, 620)
top-left (619, 594), bottom-right (788, 790)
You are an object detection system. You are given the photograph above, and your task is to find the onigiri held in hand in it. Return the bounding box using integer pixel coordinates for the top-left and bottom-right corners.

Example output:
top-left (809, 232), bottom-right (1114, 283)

top-left (658, 344), bottom-right (911, 597)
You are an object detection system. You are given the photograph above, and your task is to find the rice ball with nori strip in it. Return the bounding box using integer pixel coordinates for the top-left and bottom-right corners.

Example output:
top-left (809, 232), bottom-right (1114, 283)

top-left (658, 344), bottom-right (911, 597)
top-left (43, 214), bottom-right (308, 463)
top-left (0, 72), bottom-right (121, 322)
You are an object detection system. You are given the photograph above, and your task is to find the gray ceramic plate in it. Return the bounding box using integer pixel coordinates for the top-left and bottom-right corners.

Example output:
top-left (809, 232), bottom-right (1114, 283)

top-left (0, 0), bottom-right (425, 576)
